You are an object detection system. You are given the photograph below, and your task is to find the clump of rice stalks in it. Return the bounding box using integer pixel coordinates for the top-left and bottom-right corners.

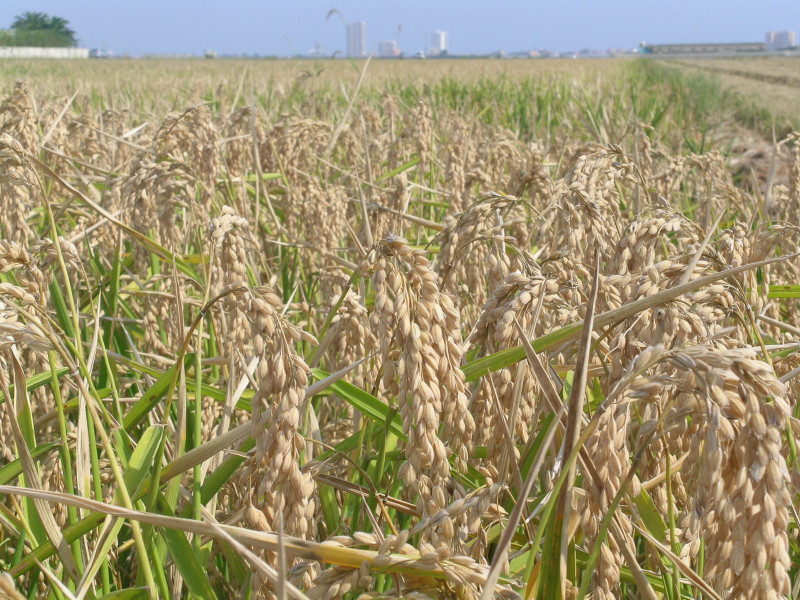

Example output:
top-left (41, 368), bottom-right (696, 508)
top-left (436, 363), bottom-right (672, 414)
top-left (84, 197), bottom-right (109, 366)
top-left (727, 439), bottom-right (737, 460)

top-left (317, 289), bottom-right (378, 442)
top-left (361, 236), bottom-right (474, 542)
top-left (208, 207), bottom-right (317, 556)
top-left (370, 173), bottom-right (412, 241)
top-left (0, 81), bottom-right (37, 152)
top-left (0, 239), bottom-right (51, 465)
top-left (224, 106), bottom-right (265, 177)
top-left (153, 105), bottom-right (219, 191)
top-left (412, 100), bottom-right (433, 179)
top-left (283, 180), bottom-right (348, 265)
top-left (0, 133), bottom-right (35, 243)
top-left (609, 207), bottom-right (701, 276)
top-left (123, 158), bottom-right (198, 264)
top-left (260, 119), bottom-right (332, 177)
top-left (435, 194), bottom-right (533, 327)
top-left (656, 346), bottom-right (794, 599)
top-left (208, 205), bottom-right (252, 363)
top-left (239, 286), bottom-right (318, 587)
top-left (685, 152), bottom-right (748, 229)
top-left (535, 147), bottom-right (636, 266)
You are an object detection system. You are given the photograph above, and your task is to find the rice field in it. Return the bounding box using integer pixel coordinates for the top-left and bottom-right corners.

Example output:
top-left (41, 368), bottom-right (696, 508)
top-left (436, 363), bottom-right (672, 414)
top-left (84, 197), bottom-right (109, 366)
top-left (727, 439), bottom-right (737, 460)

top-left (0, 57), bottom-right (798, 600)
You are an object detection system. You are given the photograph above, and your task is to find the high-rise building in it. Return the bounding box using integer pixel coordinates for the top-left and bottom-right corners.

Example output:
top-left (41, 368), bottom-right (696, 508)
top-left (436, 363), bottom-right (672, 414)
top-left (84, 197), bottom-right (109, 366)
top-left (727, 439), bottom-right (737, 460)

top-left (379, 40), bottom-right (400, 57)
top-left (347, 21), bottom-right (367, 57)
top-left (431, 30), bottom-right (448, 55)
top-left (766, 30), bottom-right (796, 51)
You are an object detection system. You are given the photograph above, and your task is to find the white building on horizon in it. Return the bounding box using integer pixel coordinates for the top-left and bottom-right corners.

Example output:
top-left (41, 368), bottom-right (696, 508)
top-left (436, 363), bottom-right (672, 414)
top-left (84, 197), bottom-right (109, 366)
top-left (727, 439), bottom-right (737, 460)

top-left (347, 21), bottom-right (367, 57)
top-left (0, 46), bottom-right (89, 58)
top-left (766, 30), bottom-right (796, 51)
top-left (430, 30), bottom-right (448, 55)
top-left (379, 40), bottom-right (400, 57)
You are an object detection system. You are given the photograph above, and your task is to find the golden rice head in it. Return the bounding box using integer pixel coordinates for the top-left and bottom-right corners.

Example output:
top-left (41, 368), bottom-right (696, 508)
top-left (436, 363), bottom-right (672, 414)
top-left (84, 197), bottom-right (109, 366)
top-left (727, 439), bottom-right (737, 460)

top-left (361, 236), bottom-right (475, 547)
top-left (0, 81), bottom-right (38, 153)
top-left (152, 105), bottom-right (219, 193)
top-left (0, 134), bottom-right (35, 244)
top-left (666, 347), bottom-right (792, 599)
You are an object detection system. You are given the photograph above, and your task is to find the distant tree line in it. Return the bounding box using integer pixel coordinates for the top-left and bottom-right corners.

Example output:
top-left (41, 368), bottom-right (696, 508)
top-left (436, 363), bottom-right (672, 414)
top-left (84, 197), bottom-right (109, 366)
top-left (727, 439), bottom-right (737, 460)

top-left (0, 12), bottom-right (77, 47)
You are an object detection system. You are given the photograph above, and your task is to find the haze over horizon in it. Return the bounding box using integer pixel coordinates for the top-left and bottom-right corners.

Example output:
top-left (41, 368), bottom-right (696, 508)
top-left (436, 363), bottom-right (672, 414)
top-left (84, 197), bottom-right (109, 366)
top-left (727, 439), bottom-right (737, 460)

top-left (1, 1), bottom-right (799, 56)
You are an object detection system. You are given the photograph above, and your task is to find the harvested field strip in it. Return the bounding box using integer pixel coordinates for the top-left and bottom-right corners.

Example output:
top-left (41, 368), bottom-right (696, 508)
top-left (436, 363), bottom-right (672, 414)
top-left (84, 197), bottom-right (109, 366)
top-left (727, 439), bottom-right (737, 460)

top-left (670, 58), bottom-right (800, 88)
top-left (662, 58), bottom-right (800, 136)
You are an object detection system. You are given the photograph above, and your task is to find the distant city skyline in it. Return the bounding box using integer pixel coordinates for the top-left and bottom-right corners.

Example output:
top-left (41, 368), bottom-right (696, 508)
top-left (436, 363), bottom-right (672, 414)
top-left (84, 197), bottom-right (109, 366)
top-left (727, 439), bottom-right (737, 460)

top-left (346, 21), bottom-right (366, 57)
top-left (0, 1), bottom-right (799, 56)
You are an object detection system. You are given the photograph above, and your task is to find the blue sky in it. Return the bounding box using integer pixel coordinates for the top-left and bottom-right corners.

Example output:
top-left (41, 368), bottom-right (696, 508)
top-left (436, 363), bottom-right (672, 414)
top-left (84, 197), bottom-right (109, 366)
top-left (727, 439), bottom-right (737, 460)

top-left (1, 1), bottom-right (799, 56)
